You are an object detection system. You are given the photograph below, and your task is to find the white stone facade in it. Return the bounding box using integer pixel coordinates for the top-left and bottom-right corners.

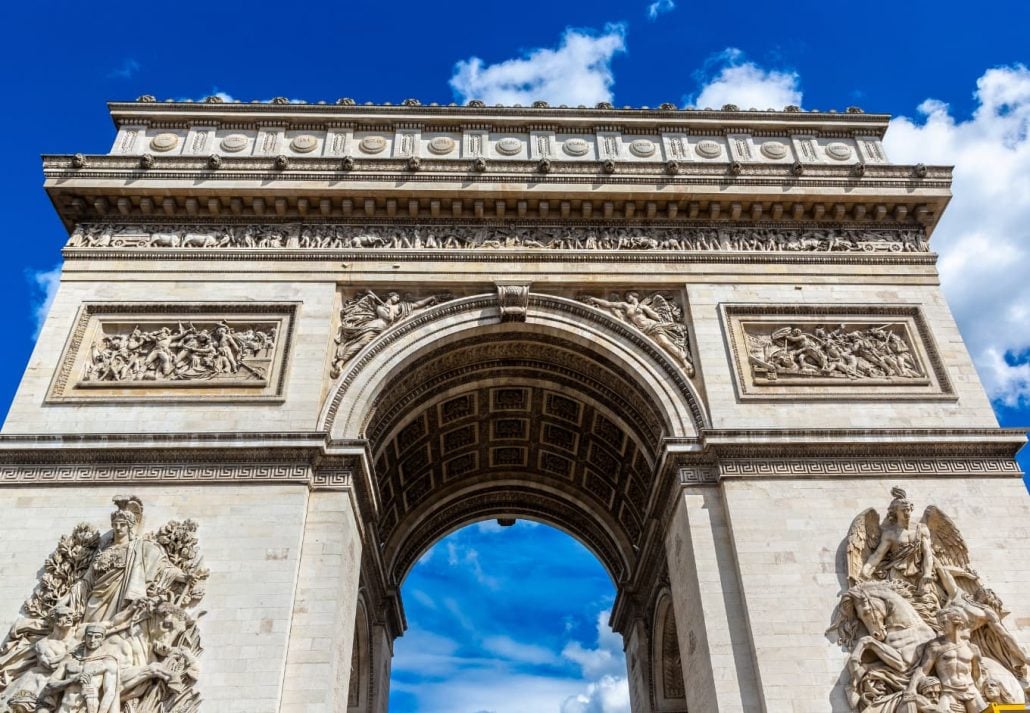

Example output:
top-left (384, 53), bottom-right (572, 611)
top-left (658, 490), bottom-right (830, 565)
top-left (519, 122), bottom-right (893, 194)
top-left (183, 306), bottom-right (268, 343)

top-left (0, 99), bottom-right (1026, 713)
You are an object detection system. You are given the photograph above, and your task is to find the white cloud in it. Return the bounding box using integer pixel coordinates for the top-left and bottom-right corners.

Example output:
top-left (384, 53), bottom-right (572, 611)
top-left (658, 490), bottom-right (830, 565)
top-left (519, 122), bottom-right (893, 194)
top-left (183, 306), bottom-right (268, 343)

top-left (885, 65), bottom-right (1030, 405)
top-left (108, 58), bottom-right (141, 80)
top-left (29, 264), bottom-right (61, 340)
top-left (482, 635), bottom-right (560, 666)
top-left (561, 675), bottom-right (631, 713)
top-left (647, 0), bottom-right (675, 20)
top-left (450, 25), bottom-right (627, 106)
top-left (687, 48), bottom-right (802, 110)
top-left (561, 610), bottom-right (630, 713)
top-left (392, 670), bottom-right (589, 713)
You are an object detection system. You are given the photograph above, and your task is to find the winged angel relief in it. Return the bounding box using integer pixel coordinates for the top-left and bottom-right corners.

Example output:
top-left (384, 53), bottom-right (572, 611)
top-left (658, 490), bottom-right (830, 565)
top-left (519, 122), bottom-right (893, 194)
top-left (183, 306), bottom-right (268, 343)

top-left (329, 290), bottom-right (453, 378)
top-left (581, 292), bottom-right (694, 376)
top-left (829, 488), bottom-right (1028, 713)
top-left (0, 497), bottom-right (207, 713)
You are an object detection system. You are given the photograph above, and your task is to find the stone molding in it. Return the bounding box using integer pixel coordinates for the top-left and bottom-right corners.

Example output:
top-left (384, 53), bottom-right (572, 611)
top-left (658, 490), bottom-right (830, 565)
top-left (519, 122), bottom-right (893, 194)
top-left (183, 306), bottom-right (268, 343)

top-left (47, 302), bottom-right (297, 403)
top-left (721, 303), bottom-right (954, 400)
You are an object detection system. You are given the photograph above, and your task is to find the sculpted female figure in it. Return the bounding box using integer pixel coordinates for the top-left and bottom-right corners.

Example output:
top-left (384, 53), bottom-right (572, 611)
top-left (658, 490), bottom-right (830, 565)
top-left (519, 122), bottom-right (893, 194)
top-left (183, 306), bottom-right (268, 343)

top-left (860, 489), bottom-right (935, 594)
top-left (64, 497), bottom-right (184, 627)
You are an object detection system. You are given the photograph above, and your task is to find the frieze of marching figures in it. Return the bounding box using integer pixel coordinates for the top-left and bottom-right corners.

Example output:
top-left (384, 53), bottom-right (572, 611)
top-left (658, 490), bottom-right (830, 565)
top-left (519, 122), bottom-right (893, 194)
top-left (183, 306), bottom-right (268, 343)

top-left (830, 487), bottom-right (1028, 713)
top-left (0, 496), bottom-right (207, 713)
top-left (66, 224), bottom-right (930, 253)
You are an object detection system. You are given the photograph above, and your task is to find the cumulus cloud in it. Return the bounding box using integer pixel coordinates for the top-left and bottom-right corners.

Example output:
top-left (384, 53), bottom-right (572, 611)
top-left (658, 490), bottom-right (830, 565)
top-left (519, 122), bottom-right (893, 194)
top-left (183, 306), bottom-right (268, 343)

top-left (647, 0), bottom-right (675, 20)
top-left (108, 58), bottom-right (141, 80)
top-left (885, 65), bottom-right (1030, 405)
top-left (687, 48), bottom-right (802, 110)
top-left (28, 264), bottom-right (61, 340)
top-left (450, 24), bottom-right (627, 106)
top-left (561, 610), bottom-right (630, 713)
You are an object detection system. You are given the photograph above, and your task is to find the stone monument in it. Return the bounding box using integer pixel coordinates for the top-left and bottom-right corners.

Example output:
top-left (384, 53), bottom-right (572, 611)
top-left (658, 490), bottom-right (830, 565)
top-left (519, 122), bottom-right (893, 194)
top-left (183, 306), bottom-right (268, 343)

top-left (0, 96), bottom-right (1026, 712)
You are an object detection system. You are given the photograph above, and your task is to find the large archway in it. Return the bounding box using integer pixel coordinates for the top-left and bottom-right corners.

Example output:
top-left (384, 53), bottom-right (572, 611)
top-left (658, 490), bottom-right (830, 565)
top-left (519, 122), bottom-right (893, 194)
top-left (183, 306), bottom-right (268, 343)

top-left (322, 291), bottom-right (703, 712)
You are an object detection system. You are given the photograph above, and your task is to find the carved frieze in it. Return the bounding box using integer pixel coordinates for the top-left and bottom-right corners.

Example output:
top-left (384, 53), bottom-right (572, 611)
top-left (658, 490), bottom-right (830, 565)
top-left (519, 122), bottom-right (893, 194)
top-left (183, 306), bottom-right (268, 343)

top-left (48, 304), bottom-right (295, 402)
top-left (830, 487), bottom-right (1029, 712)
top-left (66, 223), bottom-right (930, 254)
top-left (0, 496), bottom-right (208, 713)
top-left (722, 305), bottom-right (953, 399)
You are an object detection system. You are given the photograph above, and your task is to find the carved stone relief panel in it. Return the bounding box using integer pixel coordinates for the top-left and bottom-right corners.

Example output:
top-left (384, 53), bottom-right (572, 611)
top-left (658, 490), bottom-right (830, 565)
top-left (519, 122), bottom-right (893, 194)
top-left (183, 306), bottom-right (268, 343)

top-left (0, 496), bottom-right (207, 713)
top-left (48, 304), bottom-right (296, 403)
top-left (579, 291), bottom-right (694, 376)
top-left (830, 487), bottom-right (1029, 712)
top-left (721, 304), bottom-right (953, 399)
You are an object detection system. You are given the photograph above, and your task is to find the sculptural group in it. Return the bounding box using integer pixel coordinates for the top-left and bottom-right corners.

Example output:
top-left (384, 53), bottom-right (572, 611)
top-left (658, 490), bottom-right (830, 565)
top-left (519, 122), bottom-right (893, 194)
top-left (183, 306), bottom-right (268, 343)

top-left (0, 497), bottom-right (206, 713)
top-left (831, 488), bottom-right (1028, 712)
top-left (83, 322), bottom-right (276, 384)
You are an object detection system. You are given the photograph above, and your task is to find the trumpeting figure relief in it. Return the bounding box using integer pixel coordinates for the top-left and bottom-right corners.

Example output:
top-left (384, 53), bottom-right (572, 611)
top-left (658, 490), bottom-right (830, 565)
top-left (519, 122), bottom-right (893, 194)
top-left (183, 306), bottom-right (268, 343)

top-left (830, 488), bottom-right (1028, 713)
top-left (580, 292), bottom-right (695, 376)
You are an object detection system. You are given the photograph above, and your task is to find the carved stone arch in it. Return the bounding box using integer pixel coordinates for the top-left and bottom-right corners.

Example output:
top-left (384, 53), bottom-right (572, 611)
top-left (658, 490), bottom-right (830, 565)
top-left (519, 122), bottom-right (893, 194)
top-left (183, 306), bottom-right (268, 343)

top-left (348, 593), bottom-right (372, 712)
top-left (652, 590), bottom-right (688, 712)
top-left (319, 292), bottom-right (707, 439)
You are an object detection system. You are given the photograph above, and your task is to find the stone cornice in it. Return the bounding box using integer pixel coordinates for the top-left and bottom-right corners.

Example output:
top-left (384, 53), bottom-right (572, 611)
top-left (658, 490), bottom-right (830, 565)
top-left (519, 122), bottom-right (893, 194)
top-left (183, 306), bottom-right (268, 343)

top-left (108, 100), bottom-right (892, 136)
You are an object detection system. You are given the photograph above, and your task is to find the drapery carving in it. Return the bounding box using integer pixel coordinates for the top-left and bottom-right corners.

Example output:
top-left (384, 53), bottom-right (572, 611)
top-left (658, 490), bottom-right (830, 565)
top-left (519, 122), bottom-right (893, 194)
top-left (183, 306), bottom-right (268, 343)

top-left (0, 497), bottom-right (207, 713)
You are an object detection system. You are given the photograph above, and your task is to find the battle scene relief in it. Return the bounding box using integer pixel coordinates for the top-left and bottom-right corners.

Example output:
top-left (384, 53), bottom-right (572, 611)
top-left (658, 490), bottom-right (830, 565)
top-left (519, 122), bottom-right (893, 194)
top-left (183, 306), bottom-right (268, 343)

top-left (0, 497), bottom-right (207, 713)
top-left (831, 488), bottom-right (1028, 713)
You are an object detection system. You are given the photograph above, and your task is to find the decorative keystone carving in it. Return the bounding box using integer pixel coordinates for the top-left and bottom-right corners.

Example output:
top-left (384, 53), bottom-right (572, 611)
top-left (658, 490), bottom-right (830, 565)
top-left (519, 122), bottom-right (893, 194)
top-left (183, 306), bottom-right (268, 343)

top-left (537, 158), bottom-right (551, 173)
top-left (496, 284), bottom-right (530, 322)
top-left (472, 157), bottom-right (487, 172)
top-left (341, 155), bottom-right (355, 171)
top-left (274, 154), bottom-right (289, 170)
top-left (0, 496), bottom-right (208, 713)
top-left (581, 292), bottom-right (694, 376)
top-left (331, 290), bottom-right (453, 377)
top-left (830, 487), bottom-right (1029, 712)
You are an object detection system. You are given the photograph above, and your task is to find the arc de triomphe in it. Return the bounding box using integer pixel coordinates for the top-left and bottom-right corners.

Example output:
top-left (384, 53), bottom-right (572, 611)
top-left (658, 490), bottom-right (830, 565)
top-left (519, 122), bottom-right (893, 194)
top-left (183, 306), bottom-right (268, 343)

top-left (0, 98), bottom-right (1027, 713)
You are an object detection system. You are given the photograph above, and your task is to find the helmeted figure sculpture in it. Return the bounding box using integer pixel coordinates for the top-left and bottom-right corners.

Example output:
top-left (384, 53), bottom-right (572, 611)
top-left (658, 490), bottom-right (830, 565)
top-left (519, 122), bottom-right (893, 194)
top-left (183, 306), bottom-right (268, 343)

top-left (0, 497), bottom-right (207, 713)
top-left (830, 487), bottom-right (1029, 712)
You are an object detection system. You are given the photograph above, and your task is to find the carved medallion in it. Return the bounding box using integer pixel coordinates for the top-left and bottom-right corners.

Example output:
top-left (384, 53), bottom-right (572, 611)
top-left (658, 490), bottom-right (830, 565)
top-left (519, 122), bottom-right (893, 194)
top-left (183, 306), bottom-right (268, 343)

top-left (427, 136), bottom-right (456, 155)
top-left (495, 137), bottom-right (523, 156)
top-left (0, 496), bottom-right (208, 713)
top-left (826, 142), bottom-right (854, 160)
top-left (149, 133), bottom-right (179, 152)
top-left (562, 138), bottom-right (590, 156)
top-left (695, 139), bottom-right (722, 158)
top-left (358, 136), bottom-right (387, 154)
top-left (760, 141), bottom-right (789, 159)
top-left (830, 487), bottom-right (1029, 712)
top-left (289, 134), bottom-right (318, 153)
top-left (628, 139), bottom-right (656, 157)
top-left (219, 133), bottom-right (249, 152)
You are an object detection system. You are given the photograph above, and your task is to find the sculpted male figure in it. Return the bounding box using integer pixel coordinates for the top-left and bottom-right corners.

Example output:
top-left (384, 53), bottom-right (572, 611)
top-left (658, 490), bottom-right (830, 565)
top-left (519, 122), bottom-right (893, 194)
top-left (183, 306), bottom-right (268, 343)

top-left (904, 607), bottom-right (986, 713)
top-left (44, 624), bottom-right (119, 713)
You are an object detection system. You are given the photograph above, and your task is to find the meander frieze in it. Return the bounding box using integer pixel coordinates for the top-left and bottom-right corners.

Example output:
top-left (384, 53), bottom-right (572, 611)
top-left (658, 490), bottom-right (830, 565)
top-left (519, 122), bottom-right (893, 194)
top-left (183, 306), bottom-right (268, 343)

top-left (0, 497), bottom-right (208, 713)
top-left (830, 487), bottom-right (1029, 711)
top-left (66, 223), bottom-right (929, 254)
top-left (48, 304), bottom-right (296, 403)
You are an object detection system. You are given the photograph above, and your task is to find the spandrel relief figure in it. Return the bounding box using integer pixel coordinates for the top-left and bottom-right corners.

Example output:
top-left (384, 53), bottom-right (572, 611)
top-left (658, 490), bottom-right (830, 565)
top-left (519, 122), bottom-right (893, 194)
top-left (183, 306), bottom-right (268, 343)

top-left (81, 321), bottom-right (276, 384)
top-left (830, 487), bottom-right (1029, 713)
top-left (581, 292), bottom-right (695, 376)
top-left (0, 497), bottom-right (207, 713)
top-left (746, 323), bottom-right (923, 382)
top-left (330, 290), bottom-right (452, 377)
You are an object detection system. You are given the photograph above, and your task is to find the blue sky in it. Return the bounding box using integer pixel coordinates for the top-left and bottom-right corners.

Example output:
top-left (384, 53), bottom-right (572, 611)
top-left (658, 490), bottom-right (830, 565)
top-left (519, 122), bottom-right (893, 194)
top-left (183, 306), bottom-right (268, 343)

top-left (2, 2), bottom-right (1029, 711)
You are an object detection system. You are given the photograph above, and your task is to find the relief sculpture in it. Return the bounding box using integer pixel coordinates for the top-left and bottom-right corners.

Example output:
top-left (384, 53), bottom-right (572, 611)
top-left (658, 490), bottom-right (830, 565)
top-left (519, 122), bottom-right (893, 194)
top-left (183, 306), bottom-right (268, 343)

top-left (581, 292), bottom-right (694, 376)
top-left (330, 290), bottom-right (453, 378)
top-left (67, 223), bottom-right (930, 254)
top-left (744, 322), bottom-right (923, 384)
top-left (830, 488), bottom-right (1028, 713)
top-left (82, 321), bottom-right (277, 384)
top-left (0, 497), bottom-right (207, 713)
